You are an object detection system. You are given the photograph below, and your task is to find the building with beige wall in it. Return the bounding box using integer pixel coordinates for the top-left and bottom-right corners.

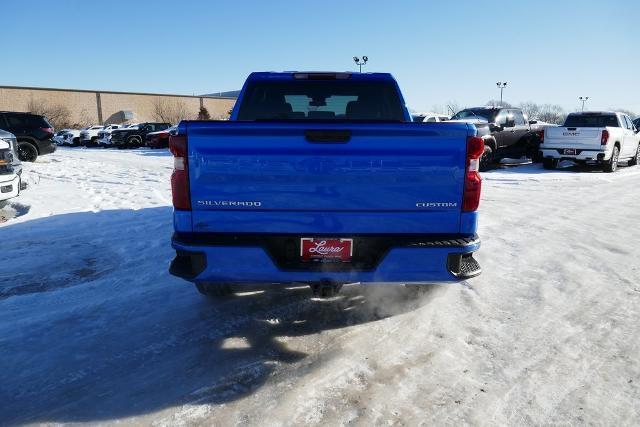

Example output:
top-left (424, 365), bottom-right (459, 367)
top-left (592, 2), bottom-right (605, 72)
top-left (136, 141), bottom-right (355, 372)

top-left (0, 85), bottom-right (237, 127)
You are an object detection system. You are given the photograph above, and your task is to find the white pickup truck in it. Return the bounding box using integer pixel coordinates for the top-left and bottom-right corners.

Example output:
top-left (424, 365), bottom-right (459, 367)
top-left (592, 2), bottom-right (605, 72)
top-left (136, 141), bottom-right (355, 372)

top-left (540, 111), bottom-right (640, 172)
top-left (80, 124), bottom-right (122, 146)
top-left (411, 112), bottom-right (450, 122)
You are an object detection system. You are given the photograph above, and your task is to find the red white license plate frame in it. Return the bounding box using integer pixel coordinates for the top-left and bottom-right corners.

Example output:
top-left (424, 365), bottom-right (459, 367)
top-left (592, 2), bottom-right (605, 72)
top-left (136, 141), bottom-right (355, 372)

top-left (300, 238), bottom-right (353, 262)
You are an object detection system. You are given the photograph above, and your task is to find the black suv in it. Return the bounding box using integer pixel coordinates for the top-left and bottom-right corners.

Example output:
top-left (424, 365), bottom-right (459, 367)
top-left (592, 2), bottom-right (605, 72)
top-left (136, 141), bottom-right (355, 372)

top-left (0, 112), bottom-right (57, 162)
top-left (450, 107), bottom-right (542, 170)
top-left (110, 122), bottom-right (171, 149)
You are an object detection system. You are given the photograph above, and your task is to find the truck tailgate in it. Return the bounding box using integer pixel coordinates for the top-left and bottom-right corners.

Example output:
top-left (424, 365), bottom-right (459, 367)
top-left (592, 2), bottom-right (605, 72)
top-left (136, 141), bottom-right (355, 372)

top-left (545, 127), bottom-right (603, 149)
top-left (185, 121), bottom-right (471, 234)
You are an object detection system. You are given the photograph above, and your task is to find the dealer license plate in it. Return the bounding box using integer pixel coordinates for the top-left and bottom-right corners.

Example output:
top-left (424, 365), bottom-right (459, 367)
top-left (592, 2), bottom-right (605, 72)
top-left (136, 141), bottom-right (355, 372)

top-left (300, 238), bottom-right (353, 262)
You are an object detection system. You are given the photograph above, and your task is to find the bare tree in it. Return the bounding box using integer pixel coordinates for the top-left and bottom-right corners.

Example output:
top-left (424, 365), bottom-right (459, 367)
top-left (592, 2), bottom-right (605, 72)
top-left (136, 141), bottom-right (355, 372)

top-left (153, 98), bottom-right (192, 124)
top-left (76, 109), bottom-right (94, 128)
top-left (210, 109), bottom-right (232, 120)
top-left (486, 99), bottom-right (513, 108)
top-left (27, 98), bottom-right (73, 129)
top-left (445, 102), bottom-right (461, 116)
top-left (537, 104), bottom-right (566, 124)
top-left (518, 102), bottom-right (541, 121)
top-left (428, 103), bottom-right (460, 116)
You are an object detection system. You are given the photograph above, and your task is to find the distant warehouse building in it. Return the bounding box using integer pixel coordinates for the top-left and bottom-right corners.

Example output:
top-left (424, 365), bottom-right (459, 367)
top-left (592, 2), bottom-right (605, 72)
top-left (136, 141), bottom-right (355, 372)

top-left (0, 85), bottom-right (238, 127)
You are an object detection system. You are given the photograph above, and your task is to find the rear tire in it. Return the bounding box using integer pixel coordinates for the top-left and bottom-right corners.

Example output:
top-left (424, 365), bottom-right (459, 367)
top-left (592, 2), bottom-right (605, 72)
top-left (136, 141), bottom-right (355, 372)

top-left (525, 136), bottom-right (542, 162)
top-left (195, 282), bottom-right (234, 298)
top-left (628, 145), bottom-right (639, 166)
top-left (18, 142), bottom-right (38, 162)
top-left (603, 146), bottom-right (619, 173)
top-left (479, 145), bottom-right (493, 172)
top-left (542, 158), bottom-right (558, 170)
top-left (127, 136), bottom-right (142, 147)
top-left (531, 148), bottom-right (543, 163)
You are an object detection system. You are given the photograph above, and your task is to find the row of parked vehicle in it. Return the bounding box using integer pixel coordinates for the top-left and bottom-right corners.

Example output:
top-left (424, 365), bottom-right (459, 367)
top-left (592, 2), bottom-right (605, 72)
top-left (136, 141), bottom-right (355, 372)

top-left (412, 107), bottom-right (640, 172)
top-left (0, 111), bottom-right (181, 208)
top-left (1, 105), bottom-right (639, 234)
top-left (54, 122), bottom-right (175, 149)
top-left (414, 107), bottom-right (556, 170)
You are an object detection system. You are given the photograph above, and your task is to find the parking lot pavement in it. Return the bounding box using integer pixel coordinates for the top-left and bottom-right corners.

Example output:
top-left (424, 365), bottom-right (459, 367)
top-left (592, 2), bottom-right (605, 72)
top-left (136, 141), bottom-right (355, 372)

top-left (1, 149), bottom-right (639, 425)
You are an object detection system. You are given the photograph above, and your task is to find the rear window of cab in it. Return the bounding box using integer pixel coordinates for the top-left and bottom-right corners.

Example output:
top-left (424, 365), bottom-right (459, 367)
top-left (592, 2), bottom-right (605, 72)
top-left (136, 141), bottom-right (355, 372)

top-left (236, 80), bottom-right (405, 121)
top-left (564, 115), bottom-right (619, 127)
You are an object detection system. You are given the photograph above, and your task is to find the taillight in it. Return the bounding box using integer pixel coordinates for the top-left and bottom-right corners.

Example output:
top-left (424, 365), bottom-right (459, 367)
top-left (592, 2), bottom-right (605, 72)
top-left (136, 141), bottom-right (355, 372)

top-left (463, 136), bottom-right (484, 212)
top-left (169, 134), bottom-right (191, 210)
top-left (538, 129), bottom-right (544, 143)
top-left (601, 130), bottom-right (609, 145)
top-left (40, 127), bottom-right (54, 134)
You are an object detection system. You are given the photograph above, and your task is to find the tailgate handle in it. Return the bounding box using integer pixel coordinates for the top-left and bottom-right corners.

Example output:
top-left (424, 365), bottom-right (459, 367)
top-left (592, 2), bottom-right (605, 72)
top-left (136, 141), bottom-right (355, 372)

top-left (305, 130), bottom-right (351, 143)
top-left (567, 127), bottom-right (577, 131)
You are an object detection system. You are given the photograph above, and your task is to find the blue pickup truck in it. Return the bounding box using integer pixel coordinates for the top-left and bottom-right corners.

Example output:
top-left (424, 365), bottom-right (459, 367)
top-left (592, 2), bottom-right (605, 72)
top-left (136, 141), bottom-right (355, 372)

top-left (169, 72), bottom-right (483, 297)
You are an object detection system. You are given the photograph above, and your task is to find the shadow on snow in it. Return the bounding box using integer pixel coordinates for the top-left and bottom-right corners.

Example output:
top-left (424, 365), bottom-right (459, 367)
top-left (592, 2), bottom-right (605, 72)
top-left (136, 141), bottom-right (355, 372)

top-left (0, 207), bottom-right (442, 424)
top-left (483, 160), bottom-right (635, 175)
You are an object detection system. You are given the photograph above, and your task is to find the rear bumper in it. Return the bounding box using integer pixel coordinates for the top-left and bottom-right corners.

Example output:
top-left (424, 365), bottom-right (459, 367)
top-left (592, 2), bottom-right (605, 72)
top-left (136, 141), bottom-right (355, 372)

top-left (540, 147), bottom-right (610, 162)
top-left (170, 232), bottom-right (481, 284)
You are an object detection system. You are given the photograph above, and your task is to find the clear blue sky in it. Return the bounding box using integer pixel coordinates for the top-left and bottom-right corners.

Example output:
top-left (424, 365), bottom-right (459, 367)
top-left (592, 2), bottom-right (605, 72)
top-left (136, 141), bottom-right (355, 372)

top-left (3, 0), bottom-right (639, 114)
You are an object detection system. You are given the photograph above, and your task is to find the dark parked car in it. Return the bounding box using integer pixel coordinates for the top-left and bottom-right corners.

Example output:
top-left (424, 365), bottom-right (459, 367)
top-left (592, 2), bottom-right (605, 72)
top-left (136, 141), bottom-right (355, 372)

top-left (450, 107), bottom-right (544, 170)
top-left (634, 117), bottom-right (640, 129)
top-left (110, 122), bottom-right (171, 149)
top-left (0, 112), bottom-right (57, 162)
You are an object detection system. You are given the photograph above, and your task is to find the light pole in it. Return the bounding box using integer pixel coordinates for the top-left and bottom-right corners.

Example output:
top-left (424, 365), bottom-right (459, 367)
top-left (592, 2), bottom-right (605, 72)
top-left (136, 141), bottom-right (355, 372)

top-left (496, 82), bottom-right (507, 106)
top-left (579, 96), bottom-right (589, 112)
top-left (353, 56), bottom-right (368, 73)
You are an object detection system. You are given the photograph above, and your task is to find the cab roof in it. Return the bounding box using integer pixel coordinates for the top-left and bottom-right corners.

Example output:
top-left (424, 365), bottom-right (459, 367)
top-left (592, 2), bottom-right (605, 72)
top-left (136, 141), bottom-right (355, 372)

top-left (568, 111), bottom-right (617, 116)
top-left (246, 71), bottom-right (396, 82)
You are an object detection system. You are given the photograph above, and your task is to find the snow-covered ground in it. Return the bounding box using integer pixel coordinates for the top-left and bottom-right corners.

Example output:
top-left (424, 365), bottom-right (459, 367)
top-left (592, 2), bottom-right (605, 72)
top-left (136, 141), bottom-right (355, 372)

top-left (1, 148), bottom-right (639, 425)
